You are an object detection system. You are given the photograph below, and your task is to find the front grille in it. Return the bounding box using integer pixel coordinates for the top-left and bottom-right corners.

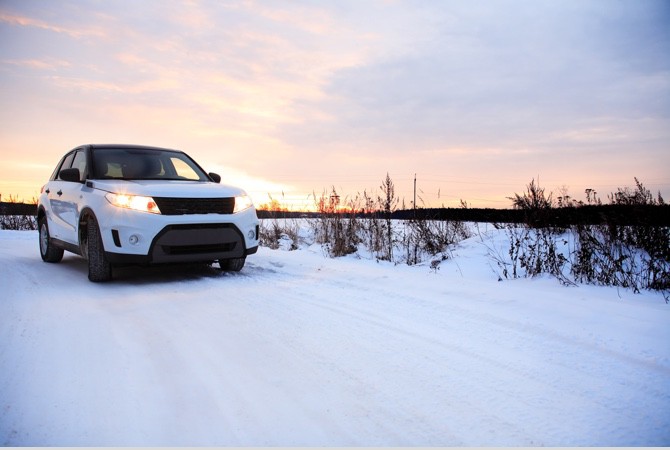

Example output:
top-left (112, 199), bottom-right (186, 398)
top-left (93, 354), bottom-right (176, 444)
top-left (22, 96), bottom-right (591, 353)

top-left (153, 197), bottom-right (234, 215)
top-left (161, 242), bottom-right (237, 255)
top-left (150, 223), bottom-right (245, 263)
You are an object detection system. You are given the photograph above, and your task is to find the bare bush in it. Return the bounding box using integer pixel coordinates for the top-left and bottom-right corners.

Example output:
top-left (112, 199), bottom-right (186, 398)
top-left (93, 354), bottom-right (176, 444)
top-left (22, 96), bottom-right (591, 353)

top-left (311, 187), bottom-right (361, 257)
top-left (571, 179), bottom-right (669, 296)
top-left (500, 179), bottom-right (669, 298)
top-left (276, 176), bottom-right (471, 266)
top-left (0, 215), bottom-right (37, 230)
top-left (378, 173), bottom-right (398, 261)
top-left (259, 218), bottom-right (301, 250)
top-left (501, 225), bottom-right (573, 285)
top-left (1, 194), bottom-right (37, 230)
top-left (508, 178), bottom-right (555, 228)
top-left (256, 176), bottom-right (668, 299)
top-left (360, 189), bottom-right (385, 258)
top-left (402, 217), bottom-right (471, 266)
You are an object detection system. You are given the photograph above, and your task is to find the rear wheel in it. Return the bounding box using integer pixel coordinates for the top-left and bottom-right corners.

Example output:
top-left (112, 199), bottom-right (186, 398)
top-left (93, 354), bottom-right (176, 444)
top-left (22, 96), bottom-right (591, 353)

top-left (219, 256), bottom-right (246, 272)
top-left (86, 216), bottom-right (112, 282)
top-left (38, 217), bottom-right (64, 263)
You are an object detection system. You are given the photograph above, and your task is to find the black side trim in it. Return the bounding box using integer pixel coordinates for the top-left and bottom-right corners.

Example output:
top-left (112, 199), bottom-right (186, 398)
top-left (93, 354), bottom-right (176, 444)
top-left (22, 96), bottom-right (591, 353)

top-left (245, 245), bottom-right (259, 255)
top-left (50, 237), bottom-right (82, 256)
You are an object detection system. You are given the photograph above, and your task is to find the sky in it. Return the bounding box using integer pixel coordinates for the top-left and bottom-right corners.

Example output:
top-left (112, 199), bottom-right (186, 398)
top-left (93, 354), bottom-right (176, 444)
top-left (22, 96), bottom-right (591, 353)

top-left (1, 0), bottom-right (669, 210)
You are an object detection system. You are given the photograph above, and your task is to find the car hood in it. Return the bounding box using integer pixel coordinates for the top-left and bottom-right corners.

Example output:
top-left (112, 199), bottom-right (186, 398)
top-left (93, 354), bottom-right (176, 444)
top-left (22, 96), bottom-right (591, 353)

top-left (90, 179), bottom-right (247, 198)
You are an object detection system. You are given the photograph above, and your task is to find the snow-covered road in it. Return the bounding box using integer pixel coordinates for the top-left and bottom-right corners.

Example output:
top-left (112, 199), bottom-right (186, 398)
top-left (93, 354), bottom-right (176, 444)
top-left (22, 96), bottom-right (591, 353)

top-left (1, 229), bottom-right (669, 446)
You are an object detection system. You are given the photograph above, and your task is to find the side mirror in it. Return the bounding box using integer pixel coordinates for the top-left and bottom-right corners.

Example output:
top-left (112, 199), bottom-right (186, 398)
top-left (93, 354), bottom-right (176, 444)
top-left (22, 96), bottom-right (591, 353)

top-left (209, 172), bottom-right (221, 183)
top-left (60, 168), bottom-right (81, 183)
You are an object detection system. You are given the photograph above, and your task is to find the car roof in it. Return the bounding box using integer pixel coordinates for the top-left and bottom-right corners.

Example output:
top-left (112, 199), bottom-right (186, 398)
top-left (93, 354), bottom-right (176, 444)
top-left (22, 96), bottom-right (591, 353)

top-left (79, 144), bottom-right (184, 153)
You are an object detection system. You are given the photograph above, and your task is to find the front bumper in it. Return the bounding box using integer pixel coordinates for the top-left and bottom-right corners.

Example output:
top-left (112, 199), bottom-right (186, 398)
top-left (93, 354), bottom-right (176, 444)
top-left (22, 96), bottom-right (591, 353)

top-left (99, 206), bottom-right (259, 265)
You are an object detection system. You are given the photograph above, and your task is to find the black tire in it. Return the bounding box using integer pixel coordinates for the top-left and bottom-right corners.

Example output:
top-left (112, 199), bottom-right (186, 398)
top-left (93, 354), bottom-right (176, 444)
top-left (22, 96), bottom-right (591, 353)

top-left (38, 217), bottom-right (64, 263)
top-left (87, 216), bottom-right (112, 282)
top-left (219, 256), bottom-right (246, 272)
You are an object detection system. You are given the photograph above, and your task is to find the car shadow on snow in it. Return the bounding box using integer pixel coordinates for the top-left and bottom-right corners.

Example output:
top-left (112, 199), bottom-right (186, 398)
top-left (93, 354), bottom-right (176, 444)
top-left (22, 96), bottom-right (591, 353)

top-left (113, 263), bottom-right (229, 285)
top-left (57, 254), bottom-right (242, 285)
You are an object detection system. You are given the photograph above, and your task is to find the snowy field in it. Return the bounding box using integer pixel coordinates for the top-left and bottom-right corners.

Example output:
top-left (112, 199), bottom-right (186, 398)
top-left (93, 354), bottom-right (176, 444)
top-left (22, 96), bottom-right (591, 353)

top-left (1, 225), bottom-right (669, 446)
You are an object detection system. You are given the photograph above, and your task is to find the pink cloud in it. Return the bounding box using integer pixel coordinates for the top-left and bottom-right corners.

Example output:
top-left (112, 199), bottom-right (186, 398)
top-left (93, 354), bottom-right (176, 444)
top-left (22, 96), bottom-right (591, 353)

top-left (0, 11), bottom-right (106, 39)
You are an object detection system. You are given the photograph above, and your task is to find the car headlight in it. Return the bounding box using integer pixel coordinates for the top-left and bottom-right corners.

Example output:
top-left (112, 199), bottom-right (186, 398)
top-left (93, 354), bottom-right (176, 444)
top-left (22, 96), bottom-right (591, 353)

top-left (233, 195), bottom-right (253, 213)
top-left (105, 193), bottom-right (161, 214)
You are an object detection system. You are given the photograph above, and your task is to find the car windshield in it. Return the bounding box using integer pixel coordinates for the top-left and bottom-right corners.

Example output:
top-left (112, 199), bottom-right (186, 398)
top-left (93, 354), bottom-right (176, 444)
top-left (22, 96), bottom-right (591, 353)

top-left (91, 148), bottom-right (209, 181)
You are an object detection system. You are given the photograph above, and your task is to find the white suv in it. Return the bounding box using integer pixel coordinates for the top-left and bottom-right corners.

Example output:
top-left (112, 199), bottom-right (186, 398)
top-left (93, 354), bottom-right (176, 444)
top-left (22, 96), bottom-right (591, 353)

top-left (37, 144), bottom-right (259, 281)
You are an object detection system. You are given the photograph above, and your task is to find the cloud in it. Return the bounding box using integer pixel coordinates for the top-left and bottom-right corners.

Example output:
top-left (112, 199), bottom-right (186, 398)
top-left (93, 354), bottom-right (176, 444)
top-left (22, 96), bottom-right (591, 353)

top-left (277, 1), bottom-right (670, 158)
top-left (0, 10), bottom-right (105, 39)
top-left (1, 57), bottom-right (70, 71)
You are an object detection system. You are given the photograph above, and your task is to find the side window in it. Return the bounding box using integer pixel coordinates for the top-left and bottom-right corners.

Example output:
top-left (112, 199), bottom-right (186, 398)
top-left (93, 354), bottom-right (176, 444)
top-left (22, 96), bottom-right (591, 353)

top-left (49, 155), bottom-right (68, 180)
top-left (71, 151), bottom-right (88, 182)
top-left (56, 153), bottom-right (75, 180)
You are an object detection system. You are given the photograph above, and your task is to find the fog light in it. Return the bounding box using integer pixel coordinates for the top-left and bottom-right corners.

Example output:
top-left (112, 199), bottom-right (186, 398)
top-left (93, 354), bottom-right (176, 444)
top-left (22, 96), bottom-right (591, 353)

top-left (247, 229), bottom-right (255, 240)
top-left (129, 234), bottom-right (139, 245)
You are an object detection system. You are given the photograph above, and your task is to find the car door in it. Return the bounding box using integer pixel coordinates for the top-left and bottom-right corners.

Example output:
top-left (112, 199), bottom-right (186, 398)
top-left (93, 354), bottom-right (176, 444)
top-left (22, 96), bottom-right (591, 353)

top-left (47, 150), bottom-right (88, 244)
top-left (45, 151), bottom-right (74, 241)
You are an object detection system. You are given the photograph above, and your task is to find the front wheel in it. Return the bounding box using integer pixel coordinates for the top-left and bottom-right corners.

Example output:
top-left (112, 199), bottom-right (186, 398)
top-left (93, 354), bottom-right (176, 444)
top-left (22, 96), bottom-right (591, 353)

top-left (219, 256), bottom-right (246, 272)
top-left (38, 217), bottom-right (64, 263)
top-left (86, 216), bottom-right (112, 282)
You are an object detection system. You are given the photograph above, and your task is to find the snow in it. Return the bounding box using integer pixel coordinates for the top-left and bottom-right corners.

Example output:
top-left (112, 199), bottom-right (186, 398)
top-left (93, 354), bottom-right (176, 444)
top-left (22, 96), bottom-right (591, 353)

top-left (1, 225), bottom-right (669, 446)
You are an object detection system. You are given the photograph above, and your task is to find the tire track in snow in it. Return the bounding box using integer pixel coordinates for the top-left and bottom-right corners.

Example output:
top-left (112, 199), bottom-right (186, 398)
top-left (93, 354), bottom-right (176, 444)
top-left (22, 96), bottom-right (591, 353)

top-left (2, 234), bottom-right (669, 445)
top-left (238, 265), bottom-right (544, 443)
top-left (253, 253), bottom-right (669, 445)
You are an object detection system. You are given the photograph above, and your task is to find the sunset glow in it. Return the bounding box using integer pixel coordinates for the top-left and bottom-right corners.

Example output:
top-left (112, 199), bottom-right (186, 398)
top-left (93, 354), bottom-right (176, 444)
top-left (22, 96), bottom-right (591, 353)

top-left (1, 1), bottom-right (668, 209)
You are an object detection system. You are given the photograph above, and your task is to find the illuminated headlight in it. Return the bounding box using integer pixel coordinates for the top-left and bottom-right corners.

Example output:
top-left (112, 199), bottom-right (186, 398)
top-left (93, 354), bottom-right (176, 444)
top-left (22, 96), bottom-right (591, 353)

top-left (105, 193), bottom-right (161, 214)
top-left (233, 195), bottom-right (253, 213)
